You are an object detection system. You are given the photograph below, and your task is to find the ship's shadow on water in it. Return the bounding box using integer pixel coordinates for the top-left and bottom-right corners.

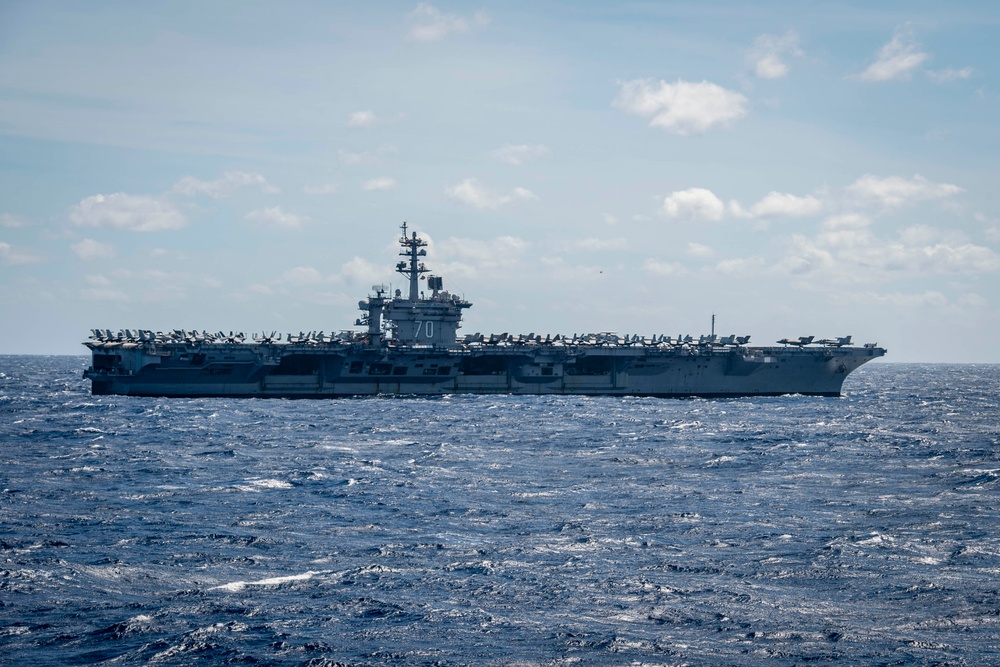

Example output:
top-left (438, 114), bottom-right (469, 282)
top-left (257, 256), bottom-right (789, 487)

top-left (2, 357), bottom-right (999, 665)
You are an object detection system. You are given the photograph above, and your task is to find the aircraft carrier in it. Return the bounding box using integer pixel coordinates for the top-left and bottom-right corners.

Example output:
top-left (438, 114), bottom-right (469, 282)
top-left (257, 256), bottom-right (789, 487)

top-left (83, 223), bottom-right (886, 398)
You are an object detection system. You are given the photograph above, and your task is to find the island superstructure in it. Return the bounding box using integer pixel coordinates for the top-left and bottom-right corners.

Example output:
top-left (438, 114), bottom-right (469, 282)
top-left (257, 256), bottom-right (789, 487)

top-left (83, 223), bottom-right (886, 397)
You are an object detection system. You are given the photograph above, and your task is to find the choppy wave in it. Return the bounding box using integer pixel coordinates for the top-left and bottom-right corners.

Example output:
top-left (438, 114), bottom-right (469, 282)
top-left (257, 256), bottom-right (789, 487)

top-left (1, 356), bottom-right (999, 665)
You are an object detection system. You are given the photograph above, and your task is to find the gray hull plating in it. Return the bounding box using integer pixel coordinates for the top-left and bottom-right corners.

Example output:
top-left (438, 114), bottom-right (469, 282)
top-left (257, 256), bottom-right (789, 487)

top-left (85, 343), bottom-right (884, 398)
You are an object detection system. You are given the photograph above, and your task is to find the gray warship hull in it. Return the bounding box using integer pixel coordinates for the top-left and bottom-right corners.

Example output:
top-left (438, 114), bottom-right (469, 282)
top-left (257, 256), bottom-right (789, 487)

top-left (85, 341), bottom-right (884, 398)
top-left (84, 224), bottom-right (886, 398)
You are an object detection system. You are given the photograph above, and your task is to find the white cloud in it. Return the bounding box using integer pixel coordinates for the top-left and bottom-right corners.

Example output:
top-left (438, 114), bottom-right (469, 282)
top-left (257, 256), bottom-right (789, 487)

top-left (748, 30), bottom-right (802, 79)
top-left (651, 173), bottom-right (989, 290)
top-left (0, 241), bottom-right (40, 265)
top-left (570, 237), bottom-right (628, 252)
top-left (857, 289), bottom-right (950, 309)
top-left (858, 28), bottom-right (929, 82)
top-left (362, 177), bottom-right (397, 191)
top-left (661, 187), bottom-right (725, 221)
top-left (977, 213), bottom-right (1000, 242)
top-left (69, 193), bottom-right (186, 232)
top-left (642, 259), bottom-right (687, 277)
top-left (81, 274), bottom-right (126, 301)
top-left (613, 79), bottom-right (748, 135)
top-left (776, 235), bottom-right (836, 275)
top-left (142, 284), bottom-right (188, 303)
top-left (102, 268), bottom-right (218, 302)
top-left (846, 174), bottom-right (963, 209)
top-left (726, 200), bottom-right (751, 219)
top-left (817, 226), bottom-right (875, 250)
top-left (489, 143), bottom-right (550, 166)
top-left (246, 206), bottom-right (307, 229)
top-left (335, 257), bottom-right (383, 286)
top-left (279, 266), bottom-right (325, 285)
top-left (407, 3), bottom-right (490, 42)
top-left (927, 67), bottom-right (973, 83)
top-left (750, 191), bottom-right (823, 218)
top-left (957, 293), bottom-right (987, 308)
top-left (686, 242), bottom-right (713, 258)
top-left (769, 219), bottom-right (1000, 284)
top-left (71, 238), bottom-right (116, 261)
top-left (897, 224), bottom-right (947, 246)
top-left (172, 171), bottom-right (279, 198)
top-left (348, 110), bottom-right (378, 128)
top-left (301, 183), bottom-right (339, 195)
top-left (434, 235), bottom-right (528, 279)
top-left (445, 178), bottom-right (537, 209)
top-left (822, 213), bottom-right (872, 230)
top-left (715, 256), bottom-right (768, 276)
top-left (1, 213), bottom-right (30, 228)
top-left (910, 242), bottom-right (1000, 275)
top-left (656, 174), bottom-right (958, 226)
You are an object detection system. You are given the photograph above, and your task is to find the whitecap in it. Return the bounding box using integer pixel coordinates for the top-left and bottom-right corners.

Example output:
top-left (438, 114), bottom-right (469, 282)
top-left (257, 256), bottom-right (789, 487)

top-left (235, 478), bottom-right (293, 491)
top-left (211, 569), bottom-right (328, 592)
top-left (856, 532), bottom-right (895, 547)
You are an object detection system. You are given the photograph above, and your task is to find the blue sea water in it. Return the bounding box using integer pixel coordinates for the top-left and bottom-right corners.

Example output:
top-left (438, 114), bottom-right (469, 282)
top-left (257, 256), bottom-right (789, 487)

top-left (1, 356), bottom-right (999, 666)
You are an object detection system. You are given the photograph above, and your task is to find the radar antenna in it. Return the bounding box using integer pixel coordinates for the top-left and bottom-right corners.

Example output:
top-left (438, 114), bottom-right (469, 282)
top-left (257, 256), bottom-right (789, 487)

top-left (395, 221), bottom-right (429, 301)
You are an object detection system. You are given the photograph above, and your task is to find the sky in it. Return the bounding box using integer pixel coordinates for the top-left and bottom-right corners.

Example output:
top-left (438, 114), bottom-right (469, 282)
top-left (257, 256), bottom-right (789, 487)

top-left (1, 1), bottom-right (998, 362)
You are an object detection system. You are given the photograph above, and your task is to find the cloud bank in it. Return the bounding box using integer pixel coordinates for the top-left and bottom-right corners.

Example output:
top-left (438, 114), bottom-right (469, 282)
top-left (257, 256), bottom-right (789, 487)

top-left (173, 171), bottom-right (279, 198)
top-left (69, 193), bottom-right (186, 232)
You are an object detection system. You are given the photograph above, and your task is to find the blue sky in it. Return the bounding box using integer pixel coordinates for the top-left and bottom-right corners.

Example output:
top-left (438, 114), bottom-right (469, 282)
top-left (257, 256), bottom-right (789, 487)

top-left (1, 1), bottom-right (997, 361)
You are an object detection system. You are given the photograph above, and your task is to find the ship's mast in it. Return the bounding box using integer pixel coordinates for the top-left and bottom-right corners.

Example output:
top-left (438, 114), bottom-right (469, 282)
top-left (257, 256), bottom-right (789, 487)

top-left (383, 222), bottom-right (471, 348)
top-left (396, 221), bottom-right (428, 302)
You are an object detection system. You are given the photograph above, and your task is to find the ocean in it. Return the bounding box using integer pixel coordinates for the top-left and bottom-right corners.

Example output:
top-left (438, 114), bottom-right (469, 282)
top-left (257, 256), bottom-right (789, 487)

top-left (1, 356), bottom-right (998, 665)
